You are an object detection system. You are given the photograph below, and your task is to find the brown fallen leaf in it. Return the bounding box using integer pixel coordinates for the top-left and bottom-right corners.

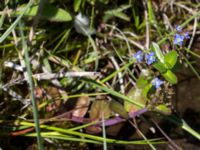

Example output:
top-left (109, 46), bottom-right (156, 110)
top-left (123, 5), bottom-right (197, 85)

top-left (72, 95), bottom-right (90, 117)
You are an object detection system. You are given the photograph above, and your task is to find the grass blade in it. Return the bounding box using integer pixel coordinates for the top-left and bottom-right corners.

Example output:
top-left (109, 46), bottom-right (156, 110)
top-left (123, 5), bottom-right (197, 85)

top-left (0, 0), bottom-right (33, 43)
top-left (19, 22), bottom-right (44, 150)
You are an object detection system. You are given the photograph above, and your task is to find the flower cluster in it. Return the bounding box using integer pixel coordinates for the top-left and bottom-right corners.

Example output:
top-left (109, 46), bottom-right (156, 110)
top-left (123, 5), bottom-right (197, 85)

top-left (133, 50), bottom-right (156, 65)
top-left (173, 25), bottom-right (190, 46)
top-left (133, 51), bottom-right (163, 89)
top-left (133, 51), bottom-right (164, 89)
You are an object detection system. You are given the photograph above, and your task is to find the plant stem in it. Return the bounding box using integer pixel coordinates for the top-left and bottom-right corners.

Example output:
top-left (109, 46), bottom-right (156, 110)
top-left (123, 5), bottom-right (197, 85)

top-left (19, 22), bottom-right (44, 150)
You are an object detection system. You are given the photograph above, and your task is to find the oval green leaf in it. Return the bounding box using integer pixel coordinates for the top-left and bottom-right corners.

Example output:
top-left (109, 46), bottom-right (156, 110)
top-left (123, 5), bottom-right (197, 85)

top-left (153, 62), bottom-right (167, 73)
top-left (164, 50), bottom-right (178, 69)
top-left (152, 42), bottom-right (164, 63)
top-left (162, 70), bottom-right (177, 84)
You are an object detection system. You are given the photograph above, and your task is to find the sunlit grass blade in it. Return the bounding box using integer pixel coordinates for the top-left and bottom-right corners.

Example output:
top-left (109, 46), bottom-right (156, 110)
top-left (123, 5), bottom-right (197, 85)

top-left (25, 132), bottom-right (102, 144)
top-left (0, 0), bottom-right (33, 43)
top-left (20, 121), bottom-right (165, 145)
top-left (164, 115), bottom-right (200, 141)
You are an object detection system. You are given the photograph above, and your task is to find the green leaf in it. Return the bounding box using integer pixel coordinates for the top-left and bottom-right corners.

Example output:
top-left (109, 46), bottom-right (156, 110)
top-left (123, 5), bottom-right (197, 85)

top-left (138, 20), bottom-right (146, 30)
top-left (153, 62), bottom-right (167, 73)
top-left (132, 7), bottom-right (140, 30)
top-left (147, 0), bottom-right (156, 24)
top-left (136, 76), bottom-right (148, 89)
top-left (162, 70), bottom-right (177, 84)
top-left (125, 87), bottom-right (146, 112)
top-left (104, 5), bottom-right (131, 22)
top-left (73, 0), bottom-right (82, 12)
top-left (142, 83), bottom-right (152, 99)
top-left (15, 3), bottom-right (72, 22)
top-left (114, 12), bottom-right (130, 21)
top-left (155, 104), bottom-right (171, 115)
top-left (110, 100), bottom-right (129, 119)
top-left (151, 42), bottom-right (164, 63)
top-left (0, 11), bottom-right (5, 29)
top-left (104, 12), bottom-right (130, 22)
top-left (164, 50), bottom-right (178, 69)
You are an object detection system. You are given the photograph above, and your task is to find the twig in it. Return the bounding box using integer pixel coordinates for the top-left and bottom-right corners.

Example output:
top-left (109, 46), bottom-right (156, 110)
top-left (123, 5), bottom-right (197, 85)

top-left (0, 83), bottom-right (31, 110)
top-left (113, 34), bottom-right (144, 50)
top-left (162, 13), bottom-right (173, 32)
top-left (129, 120), bottom-right (157, 150)
top-left (151, 119), bottom-right (182, 150)
top-left (174, 2), bottom-right (195, 14)
top-left (109, 56), bottom-right (125, 94)
top-left (187, 17), bottom-right (197, 49)
top-left (123, 31), bottom-right (138, 38)
top-left (143, 1), bottom-right (150, 49)
top-left (4, 61), bottom-right (25, 72)
top-left (32, 72), bottom-right (100, 80)
top-left (105, 24), bottom-right (133, 53)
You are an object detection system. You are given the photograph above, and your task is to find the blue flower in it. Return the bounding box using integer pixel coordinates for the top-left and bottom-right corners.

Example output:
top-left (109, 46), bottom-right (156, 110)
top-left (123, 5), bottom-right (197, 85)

top-left (152, 77), bottom-right (164, 89)
top-left (173, 33), bottom-right (185, 46)
top-left (146, 52), bottom-right (156, 65)
top-left (133, 50), bottom-right (144, 62)
top-left (174, 25), bottom-right (190, 46)
top-left (184, 32), bottom-right (190, 39)
top-left (175, 25), bottom-right (182, 32)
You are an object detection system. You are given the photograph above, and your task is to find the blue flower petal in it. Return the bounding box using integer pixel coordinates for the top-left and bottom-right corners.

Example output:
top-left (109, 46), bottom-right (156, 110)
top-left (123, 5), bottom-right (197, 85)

top-left (175, 25), bottom-right (182, 32)
top-left (173, 34), bottom-right (184, 46)
top-left (133, 50), bottom-right (144, 62)
top-left (152, 77), bottom-right (164, 89)
top-left (184, 32), bottom-right (190, 39)
top-left (146, 52), bottom-right (156, 65)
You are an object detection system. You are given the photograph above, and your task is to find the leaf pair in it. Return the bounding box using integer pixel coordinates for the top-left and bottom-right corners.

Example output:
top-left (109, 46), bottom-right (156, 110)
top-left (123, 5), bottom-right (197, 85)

top-left (152, 42), bottom-right (178, 84)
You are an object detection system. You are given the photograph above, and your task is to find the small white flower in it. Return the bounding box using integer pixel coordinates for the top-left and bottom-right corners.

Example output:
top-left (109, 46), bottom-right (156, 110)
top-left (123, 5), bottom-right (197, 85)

top-left (75, 13), bottom-right (89, 26)
top-left (74, 13), bottom-right (96, 36)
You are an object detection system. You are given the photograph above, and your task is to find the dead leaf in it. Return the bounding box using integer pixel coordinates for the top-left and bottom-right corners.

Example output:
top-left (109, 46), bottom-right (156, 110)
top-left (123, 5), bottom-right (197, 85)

top-left (72, 96), bottom-right (90, 117)
top-left (85, 125), bottom-right (102, 134)
top-left (90, 99), bottom-right (111, 120)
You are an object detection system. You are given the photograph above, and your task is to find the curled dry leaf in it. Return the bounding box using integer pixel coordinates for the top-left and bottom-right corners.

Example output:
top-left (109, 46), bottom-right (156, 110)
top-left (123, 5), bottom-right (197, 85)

top-left (72, 96), bottom-right (90, 117)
